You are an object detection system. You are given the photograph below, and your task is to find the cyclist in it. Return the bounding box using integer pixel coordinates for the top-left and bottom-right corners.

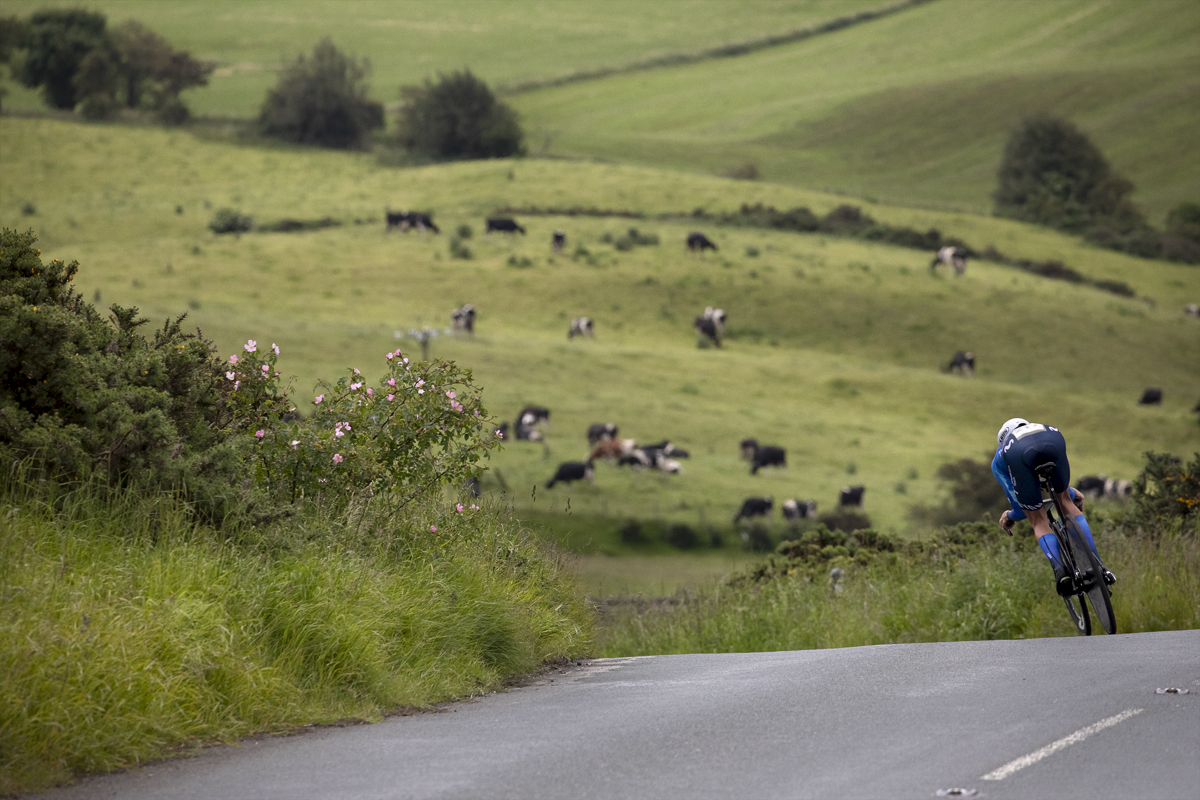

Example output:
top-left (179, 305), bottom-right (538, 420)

top-left (992, 418), bottom-right (1116, 596)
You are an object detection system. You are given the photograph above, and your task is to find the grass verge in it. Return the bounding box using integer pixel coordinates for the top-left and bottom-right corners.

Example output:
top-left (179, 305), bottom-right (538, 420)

top-left (0, 478), bottom-right (592, 794)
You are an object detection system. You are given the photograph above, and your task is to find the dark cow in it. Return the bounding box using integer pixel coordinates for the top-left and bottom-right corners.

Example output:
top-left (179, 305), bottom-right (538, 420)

top-left (464, 476), bottom-right (481, 497)
top-left (750, 445), bottom-right (787, 475)
top-left (450, 304), bottom-right (476, 334)
top-left (386, 210), bottom-right (439, 233)
top-left (569, 317), bottom-right (594, 339)
top-left (782, 499), bottom-right (817, 520)
top-left (486, 217), bottom-right (526, 234)
top-left (587, 422), bottom-right (619, 445)
top-left (930, 245), bottom-right (967, 275)
top-left (739, 438), bottom-right (759, 461)
top-left (839, 486), bottom-right (865, 507)
top-left (552, 230), bottom-right (566, 253)
top-left (687, 231), bottom-right (717, 252)
top-left (947, 350), bottom-right (975, 376)
top-left (1075, 475), bottom-right (1108, 500)
top-left (735, 496), bottom-right (773, 522)
top-left (546, 460), bottom-right (594, 489)
top-left (695, 314), bottom-right (721, 348)
top-left (1139, 388), bottom-right (1163, 405)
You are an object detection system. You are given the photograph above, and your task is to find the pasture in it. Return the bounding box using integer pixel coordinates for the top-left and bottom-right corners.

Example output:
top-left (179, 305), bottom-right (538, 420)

top-left (4, 116), bottom-right (1197, 562)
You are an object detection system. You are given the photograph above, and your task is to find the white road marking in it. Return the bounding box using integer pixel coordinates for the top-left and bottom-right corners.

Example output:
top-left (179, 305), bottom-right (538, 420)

top-left (981, 708), bottom-right (1144, 781)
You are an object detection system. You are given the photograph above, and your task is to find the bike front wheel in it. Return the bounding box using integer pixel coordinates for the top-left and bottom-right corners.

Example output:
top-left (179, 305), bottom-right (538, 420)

top-left (1063, 592), bottom-right (1091, 635)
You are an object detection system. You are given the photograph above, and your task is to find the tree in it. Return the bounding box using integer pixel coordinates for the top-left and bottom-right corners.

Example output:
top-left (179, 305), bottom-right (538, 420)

top-left (258, 38), bottom-right (383, 149)
top-left (15, 9), bottom-right (110, 110)
top-left (110, 20), bottom-right (213, 123)
top-left (396, 70), bottom-right (524, 160)
top-left (994, 115), bottom-right (1143, 234)
top-left (0, 16), bottom-right (27, 112)
top-left (1166, 202), bottom-right (1200, 245)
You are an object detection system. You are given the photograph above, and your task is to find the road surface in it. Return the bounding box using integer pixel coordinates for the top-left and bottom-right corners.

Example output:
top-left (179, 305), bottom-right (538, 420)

top-left (46, 630), bottom-right (1199, 799)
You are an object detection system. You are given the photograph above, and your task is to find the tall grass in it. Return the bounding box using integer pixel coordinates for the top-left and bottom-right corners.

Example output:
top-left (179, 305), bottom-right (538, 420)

top-left (596, 520), bottom-right (1200, 656)
top-left (0, 478), bottom-right (592, 794)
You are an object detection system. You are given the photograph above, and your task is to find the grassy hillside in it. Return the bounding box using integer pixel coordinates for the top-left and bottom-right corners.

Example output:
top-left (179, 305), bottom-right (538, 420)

top-left (0, 0), bottom-right (887, 118)
top-left (512, 0), bottom-right (1200, 221)
top-left (4, 117), bottom-right (1197, 545)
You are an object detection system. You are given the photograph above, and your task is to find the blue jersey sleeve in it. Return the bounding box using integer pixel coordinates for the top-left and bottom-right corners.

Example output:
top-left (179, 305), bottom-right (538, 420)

top-left (991, 447), bottom-right (1027, 520)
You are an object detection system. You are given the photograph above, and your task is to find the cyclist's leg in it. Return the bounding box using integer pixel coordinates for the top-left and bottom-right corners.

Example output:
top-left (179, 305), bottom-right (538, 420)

top-left (1043, 430), bottom-right (1115, 582)
top-left (1003, 435), bottom-right (1072, 593)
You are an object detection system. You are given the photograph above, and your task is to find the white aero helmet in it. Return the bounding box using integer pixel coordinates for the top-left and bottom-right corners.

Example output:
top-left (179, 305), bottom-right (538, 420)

top-left (997, 417), bottom-right (1029, 447)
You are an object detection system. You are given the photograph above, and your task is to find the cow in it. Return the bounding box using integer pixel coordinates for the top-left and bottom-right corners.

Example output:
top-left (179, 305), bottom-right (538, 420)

top-left (569, 317), bottom-right (594, 339)
top-left (687, 231), bottom-right (718, 252)
top-left (930, 245), bottom-right (967, 275)
top-left (513, 419), bottom-right (543, 441)
top-left (587, 422), bottom-right (618, 445)
top-left (1139, 388), bottom-right (1163, 405)
top-left (464, 476), bottom-right (481, 497)
top-left (589, 438), bottom-right (637, 462)
top-left (617, 451), bottom-right (652, 468)
top-left (450, 304), bottom-right (476, 334)
top-left (740, 438), bottom-right (759, 461)
top-left (486, 217), bottom-right (526, 234)
top-left (735, 496), bottom-right (773, 522)
top-left (546, 460), bottom-right (594, 489)
top-left (701, 306), bottom-right (727, 335)
top-left (782, 499), bottom-right (817, 520)
top-left (750, 445), bottom-right (787, 475)
top-left (639, 440), bottom-right (690, 470)
top-left (947, 350), bottom-right (975, 376)
top-left (386, 210), bottom-right (439, 233)
top-left (519, 405), bottom-right (551, 429)
top-left (694, 315), bottom-right (720, 348)
top-left (1185, 303), bottom-right (1199, 318)
top-left (552, 230), bottom-right (566, 253)
top-left (839, 486), bottom-right (865, 507)
top-left (1074, 475), bottom-right (1108, 500)
top-left (1105, 478), bottom-right (1132, 499)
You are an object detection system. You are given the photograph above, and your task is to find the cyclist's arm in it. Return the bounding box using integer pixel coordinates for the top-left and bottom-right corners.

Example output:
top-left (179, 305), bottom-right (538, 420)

top-left (991, 448), bottom-right (1027, 521)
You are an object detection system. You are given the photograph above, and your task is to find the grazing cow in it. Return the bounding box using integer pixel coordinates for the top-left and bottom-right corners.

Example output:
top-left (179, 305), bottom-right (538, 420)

top-left (930, 245), bottom-right (967, 275)
top-left (687, 231), bottom-right (718, 252)
top-left (740, 438), bottom-right (759, 461)
top-left (839, 486), bottom-right (865, 507)
top-left (782, 499), bottom-right (817, 520)
top-left (750, 445), bottom-right (787, 475)
top-left (519, 405), bottom-right (551, 429)
top-left (450, 304), bottom-right (476, 334)
top-left (587, 422), bottom-right (619, 446)
top-left (1139, 388), bottom-right (1163, 405)
top-left (569, 317), bottom-right (594, 339)
top-left (386, 210), bottom-right (439, 233)
top-left (700, 306), bottom-right (727, 335)
top-left (694, 310), bottom-right (722, 347)
top-left (1075, 475), bottom-right (1109, 500)
top-left (486, 217), bottom-right (526, 234)
top-left (552, 230), bottom-right (566, 253)
top-left (589, 438), bottom-right (637, 462)
top-left (546, 460), bottom-right (594, 489)
top-left (947, 350), bottom-right (975, 376)
top-left (735, 496), bottom-right (773, 522)
top-left (1185, 303), bottom-right (1199, 318)
top-left (1106, 478), bottom-right (1132, 499)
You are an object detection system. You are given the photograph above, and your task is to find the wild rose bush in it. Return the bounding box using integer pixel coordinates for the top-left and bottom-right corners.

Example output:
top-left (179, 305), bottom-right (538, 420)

top-left (252, 347), bottom-right (498, 509)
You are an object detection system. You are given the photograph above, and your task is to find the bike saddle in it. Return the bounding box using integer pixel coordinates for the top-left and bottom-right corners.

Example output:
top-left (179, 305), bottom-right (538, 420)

top-left (1034, 463), bottom-right (1056, 478)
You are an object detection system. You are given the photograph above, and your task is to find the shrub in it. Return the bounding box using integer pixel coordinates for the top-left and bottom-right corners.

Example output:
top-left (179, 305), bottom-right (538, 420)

top-left (208, 208), bottom-right (253, 234)
top-left (1129, 452), bottom-right (1200, 529)
top-left (396, 69), bottom-right (524, 160)
top-left (742, 522), bottom-right (773, 552)
top-left (664, 523), bottom-right (700, 550)
top-left (1166, 202), bottom-right (1200, 245)
top-left (817, 508), bottom-right (873, 534)
top-left (259, 38), bottom-right (384, 150)
top-left (618, 519), bottom-right (645, 544)
top-left (455, 223), bottom-right (473, 239)
top-left (449, 237), bottom-right (472, 260)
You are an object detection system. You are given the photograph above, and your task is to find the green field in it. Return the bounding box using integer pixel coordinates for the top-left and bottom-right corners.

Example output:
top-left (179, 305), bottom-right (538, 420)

top-left (4, 116), bottom-right (1197, 556)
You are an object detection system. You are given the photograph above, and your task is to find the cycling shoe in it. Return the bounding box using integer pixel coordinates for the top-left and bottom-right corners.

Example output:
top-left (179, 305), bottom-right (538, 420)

top-left (1054, 566), bottom-right (1075, 597)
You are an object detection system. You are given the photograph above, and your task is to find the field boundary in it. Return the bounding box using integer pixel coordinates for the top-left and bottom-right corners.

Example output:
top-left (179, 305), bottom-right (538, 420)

top-left (499, 0), bottom-right (936, 95)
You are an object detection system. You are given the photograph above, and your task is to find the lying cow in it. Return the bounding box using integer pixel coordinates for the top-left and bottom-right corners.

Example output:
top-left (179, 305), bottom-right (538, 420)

top-left (782, 499), bottom-right (817, 520)
top-left (839, 486), bottom-right (865, 507)
top-left (552, 230), bottom-right (566, 252)
top-left (1139, 388), bottom-right (1163, 405)
top-left (486, 217), bottom-right (526, 235)
top-left (386, 210), bottom-right (439, 233)
top-left (546, 460), bottom-right (594, 489)
top-left (749, 444), bottom-right (786, 475)
top-left (930, 245), bottom-right (967, 275)
top-left (1076, 475), bottom-right (1132, 501)
top-left (1185, 303), bottom-right (1199, 318)
top-left (735, 496), bottom-right (773, 522)
top-left (687, 231), bottom-right (718, 252)
top-left (587, 422), bottom-right (618, 445)
top-left (947, 350), bottom-right (975, 376)
top-left (569, 317), bottom-right (594, 339)
top-left (589, 438), bottom-right (637, 462)
top-left (450, 304), bottom-right (476, 334)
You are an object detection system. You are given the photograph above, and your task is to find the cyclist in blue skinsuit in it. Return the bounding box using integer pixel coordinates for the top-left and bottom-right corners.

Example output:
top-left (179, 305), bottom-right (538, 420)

top-left (992, 418), bottom-right (1116, 596)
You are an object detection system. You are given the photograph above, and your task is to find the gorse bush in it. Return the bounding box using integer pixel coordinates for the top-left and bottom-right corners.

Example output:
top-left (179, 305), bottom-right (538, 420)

top-left (1129, 451), bottom-right (1200, 529)
top-left (208, 208), bottom-right (253, 234)
top-left (259, 38), bottom-right (384, 150)
top-left (396, 69), bottom-right (524, 160)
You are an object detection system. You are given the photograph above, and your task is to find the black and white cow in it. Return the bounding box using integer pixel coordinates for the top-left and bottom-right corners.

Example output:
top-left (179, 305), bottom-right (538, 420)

top-left (520, 405), bottom-right (551, 429)
top-left (450, 304), bottom-right (476, 334)
top-left (569, 317), bottom-right (594, 339)
top-left (735, 496), bottom-right (773, 522)
top-left (552, 230), bottom-right (566, 253)
top-left (839, 486), bottom-right (865, 507)
top-left (701, 306), bottom-right (727, 335)
top-left (546, 460), bottom-right (594, 489)
top-left (687, 231), bottom-right (718, 252)
top-left (947, 350), bottom-right (975, 376)
top-left (750, 445), bottom-right (787, 475)
top-left (1185, 303), bottom-right (1199, 318)
top-left (486, 217), bottom-right (526, 234)
top-left (1074, 475), bottom-right (1108, 500)
top-left (695, 314), bottom-right (721, 347)
top-left (1139, 388), bottom-right (1163, 405)
top-left (386, 210), bottom-right (439, 233)
top-left (782, 499), bottom-right (817, 520)
top-left (587, 422), bottom-right (619, 446)
top-left (930, 245), bottom-right (967, 275)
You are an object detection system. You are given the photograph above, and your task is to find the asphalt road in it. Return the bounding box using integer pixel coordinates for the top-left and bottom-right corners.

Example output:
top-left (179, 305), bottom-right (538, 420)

top-left (46, 630), bottom-right (1198, 800)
